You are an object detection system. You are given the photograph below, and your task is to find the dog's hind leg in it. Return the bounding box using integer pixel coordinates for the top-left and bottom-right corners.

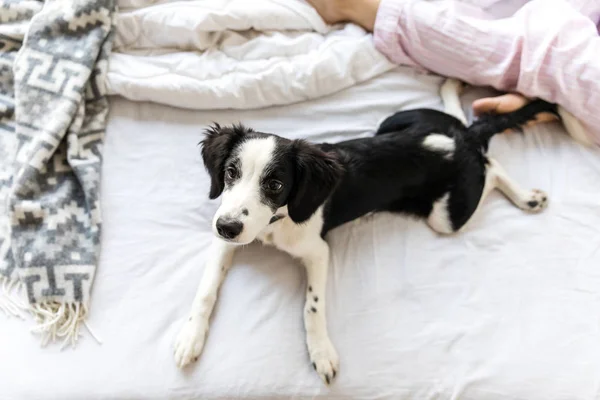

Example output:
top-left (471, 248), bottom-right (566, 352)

top-left (487, 158), bottom-right (548, 212)
top-left (440, 78), bottom-right (467, 125)
top-left (428, 157), bottom-right (547, 235)
top-left (427, 167), bottom-right (497, 234)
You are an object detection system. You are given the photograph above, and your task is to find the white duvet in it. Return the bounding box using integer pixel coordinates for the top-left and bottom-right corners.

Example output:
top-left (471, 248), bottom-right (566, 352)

top-left (108, 0), bottom-right (395, 110)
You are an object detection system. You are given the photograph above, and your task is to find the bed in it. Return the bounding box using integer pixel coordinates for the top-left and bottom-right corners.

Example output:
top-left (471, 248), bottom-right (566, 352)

top-left (3, 64), bottom-right (600, 399)
top-left (4, 0), bottom-right (600, 397)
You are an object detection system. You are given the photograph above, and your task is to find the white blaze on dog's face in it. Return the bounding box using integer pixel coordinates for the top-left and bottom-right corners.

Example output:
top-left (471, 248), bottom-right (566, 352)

top-left (201, 124), bottom-right (344, 245)
top-left (213, 136), bottom-right (284, 244)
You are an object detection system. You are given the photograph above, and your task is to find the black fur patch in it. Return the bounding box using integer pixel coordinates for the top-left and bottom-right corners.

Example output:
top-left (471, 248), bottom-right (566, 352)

top-left (318, 100), bottom-right (557, 234)
top-left (287, 140), bottom-right (344, 223)
top-left (200, 123), bottom-right (251, 199)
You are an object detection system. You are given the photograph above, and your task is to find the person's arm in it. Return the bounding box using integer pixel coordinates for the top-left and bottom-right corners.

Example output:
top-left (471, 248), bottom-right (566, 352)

top-left (306, 0), bottom-right (381, 31)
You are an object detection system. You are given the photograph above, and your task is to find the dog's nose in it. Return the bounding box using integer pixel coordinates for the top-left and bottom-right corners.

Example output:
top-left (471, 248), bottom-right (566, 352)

top-left (216, 217), bottom-right (243, 240)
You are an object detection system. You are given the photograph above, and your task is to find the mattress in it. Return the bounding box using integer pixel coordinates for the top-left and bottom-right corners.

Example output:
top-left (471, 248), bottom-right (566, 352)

top-left (3, 67), bottom-right (600, 400)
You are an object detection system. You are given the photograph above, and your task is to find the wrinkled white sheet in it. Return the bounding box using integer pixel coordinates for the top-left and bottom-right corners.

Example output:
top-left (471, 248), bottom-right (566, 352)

top-left (3, 66), bottom-right (600, 399)
top-left (107, 0), bottom-right (394, 110)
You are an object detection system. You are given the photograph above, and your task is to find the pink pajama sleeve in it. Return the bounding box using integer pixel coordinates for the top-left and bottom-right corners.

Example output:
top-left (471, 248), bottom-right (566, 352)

top-left (373, 0), bottom-right (600, 144)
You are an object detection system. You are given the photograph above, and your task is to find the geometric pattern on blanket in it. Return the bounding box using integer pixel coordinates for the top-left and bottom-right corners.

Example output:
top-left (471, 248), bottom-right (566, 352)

top-left (0, 0), bottom-right (115, 347)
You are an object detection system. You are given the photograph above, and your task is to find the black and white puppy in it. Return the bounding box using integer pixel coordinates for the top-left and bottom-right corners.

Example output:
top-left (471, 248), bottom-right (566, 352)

top-left (174, 80), bottom-right (556, 384)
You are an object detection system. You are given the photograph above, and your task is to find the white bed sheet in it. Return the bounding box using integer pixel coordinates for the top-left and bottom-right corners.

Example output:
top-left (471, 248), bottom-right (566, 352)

top-left (3, 67), bottom-right (600, 400)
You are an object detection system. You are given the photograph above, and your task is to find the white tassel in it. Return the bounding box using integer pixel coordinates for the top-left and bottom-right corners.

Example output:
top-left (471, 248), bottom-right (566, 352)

top-left (0, 276), bottom-right (27, 319)
top-left (1, 277), bottom-right (102, 348)
top-left (28, 301), bottom-right (87, 348)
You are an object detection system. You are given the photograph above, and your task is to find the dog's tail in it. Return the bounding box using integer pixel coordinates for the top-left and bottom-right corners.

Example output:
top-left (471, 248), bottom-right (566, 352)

top-left (467, 100), bottom-right (559, 150)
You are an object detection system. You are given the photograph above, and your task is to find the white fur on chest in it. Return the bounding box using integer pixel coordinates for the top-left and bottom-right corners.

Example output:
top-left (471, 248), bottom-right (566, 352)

top-left (256, 207), bottom-right (324, 259)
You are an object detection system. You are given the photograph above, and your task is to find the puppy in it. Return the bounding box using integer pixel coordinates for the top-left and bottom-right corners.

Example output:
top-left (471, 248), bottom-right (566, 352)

top-left (174, 80), bottom-right (555, 384)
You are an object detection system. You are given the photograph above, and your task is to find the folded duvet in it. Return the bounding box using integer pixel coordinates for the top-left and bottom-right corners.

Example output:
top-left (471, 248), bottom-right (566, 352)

top-left (107, 0), bottom-right (396, 110)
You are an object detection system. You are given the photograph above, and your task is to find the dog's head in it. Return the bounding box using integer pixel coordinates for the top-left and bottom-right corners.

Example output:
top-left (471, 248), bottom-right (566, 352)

top-left (201, 124), bottom-right (343, 244)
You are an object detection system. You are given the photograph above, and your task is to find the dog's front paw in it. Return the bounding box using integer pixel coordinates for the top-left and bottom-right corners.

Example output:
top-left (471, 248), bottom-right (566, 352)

top-left (174, 317), bottom-right (208, 368)
top-left (520, 189), bottom-right (548, 213)
top-left (309, 338), bottom-right (339, 385)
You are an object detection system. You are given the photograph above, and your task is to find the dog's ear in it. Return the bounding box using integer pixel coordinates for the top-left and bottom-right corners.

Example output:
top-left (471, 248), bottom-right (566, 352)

top-left (201, 123), bottom-right (248, 199)
top-left (287, 140), bottom-right (343, 224)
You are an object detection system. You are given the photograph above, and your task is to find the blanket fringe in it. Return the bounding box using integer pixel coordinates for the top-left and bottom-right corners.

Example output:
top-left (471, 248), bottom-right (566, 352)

top-left (1, 277), bottom-right (102, 348)
top-left (30, 301), bottom-right (88, 349)
top-left (0, 276), bottom-right (28, 319)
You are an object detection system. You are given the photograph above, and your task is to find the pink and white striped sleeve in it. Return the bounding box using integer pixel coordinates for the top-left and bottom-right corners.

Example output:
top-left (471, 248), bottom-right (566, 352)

top-left (373, 0), bottom-right (600, 145)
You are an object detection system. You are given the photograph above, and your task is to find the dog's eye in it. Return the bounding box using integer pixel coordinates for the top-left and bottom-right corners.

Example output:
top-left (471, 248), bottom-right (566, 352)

top-left (225, 167), bottom-right (238, 180)
top-left (266, 180), bottom-right (283, 192)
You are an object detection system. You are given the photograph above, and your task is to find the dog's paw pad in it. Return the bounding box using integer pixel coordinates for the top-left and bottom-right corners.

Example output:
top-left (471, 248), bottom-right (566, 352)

top-left (522, 189), bottom-right (548, 213)
top-left (310, 342), bottom-right (339, 385)
top-left (174, 318), bottom-right (207, 369)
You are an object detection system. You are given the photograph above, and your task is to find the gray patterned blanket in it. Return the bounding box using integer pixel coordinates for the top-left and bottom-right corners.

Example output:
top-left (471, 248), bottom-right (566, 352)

top-left (0, 0), bottom-right (115, 346)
